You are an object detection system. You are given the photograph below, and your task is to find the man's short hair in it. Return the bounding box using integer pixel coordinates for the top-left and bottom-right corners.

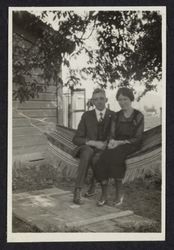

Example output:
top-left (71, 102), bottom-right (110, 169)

top-left (92, 88), bottom-right (106, 97)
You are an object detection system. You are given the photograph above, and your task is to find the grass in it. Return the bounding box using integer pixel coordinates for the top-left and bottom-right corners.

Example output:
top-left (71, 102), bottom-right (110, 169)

top-left (12, 215), bottom-right (41, 232)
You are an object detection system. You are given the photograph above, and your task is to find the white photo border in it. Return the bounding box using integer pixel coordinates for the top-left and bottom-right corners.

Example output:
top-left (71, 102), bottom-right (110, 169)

top-left (7, 5), bottom-right (166, 242)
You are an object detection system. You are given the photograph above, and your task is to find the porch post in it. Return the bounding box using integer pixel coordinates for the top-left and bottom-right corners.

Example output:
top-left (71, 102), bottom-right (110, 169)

top-left (56, 64), bottom-right (63, 126)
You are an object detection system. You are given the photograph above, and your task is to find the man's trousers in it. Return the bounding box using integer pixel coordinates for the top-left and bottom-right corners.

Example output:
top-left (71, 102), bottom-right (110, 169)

top-left (75, 145), bottom-right (103, 189)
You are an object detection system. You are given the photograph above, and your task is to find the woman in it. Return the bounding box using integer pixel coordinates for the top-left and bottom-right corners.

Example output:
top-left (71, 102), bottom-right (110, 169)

top-left (94, 87), bottom-right (144, 206)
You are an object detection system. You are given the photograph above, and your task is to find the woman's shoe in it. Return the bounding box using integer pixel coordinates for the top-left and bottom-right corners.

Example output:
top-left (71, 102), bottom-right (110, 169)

top-left (97, 181), bottom-right (108, 206)
top-left (114, 195), bottom-right (124, 206)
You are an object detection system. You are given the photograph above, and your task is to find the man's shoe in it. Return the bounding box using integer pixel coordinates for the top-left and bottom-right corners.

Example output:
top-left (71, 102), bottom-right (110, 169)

top-left (73, 188), bottom-right (84, 205)
top-left (84, 178), bottom-right (96, 198)
top-left (84, 185), bottom-right (96, 197)
top-left (84, 190), bottom-right (96, 197)
top-left (97, 199), bottom-right (107, 207)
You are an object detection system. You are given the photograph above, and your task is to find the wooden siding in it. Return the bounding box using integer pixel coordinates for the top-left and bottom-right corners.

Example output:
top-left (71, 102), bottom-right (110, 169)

top-left (13, 145), bottom-right (47, 160)
top-left (12, 22), bottom-right (62, 161)
top-left (13, 100), bottom-right (57, 109)
top-left (13, 108), bottom-right (57, 118)
top-left (13, 117), bottom-right (57, 127)
top-left (13, 86), bottom-right (57, 159)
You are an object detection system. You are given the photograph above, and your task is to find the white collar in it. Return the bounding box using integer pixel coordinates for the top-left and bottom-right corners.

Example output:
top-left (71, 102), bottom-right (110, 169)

top-left (95, 108), bottom-right (106, 121)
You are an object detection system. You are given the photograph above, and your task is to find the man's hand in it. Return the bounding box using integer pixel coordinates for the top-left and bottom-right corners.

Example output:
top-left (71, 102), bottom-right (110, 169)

top-left (86, 140), bottom-right (107, 150)
top-left (95, 141), bottom-right (107, 150)
top-left (86, 140), bottom-right (96, 147)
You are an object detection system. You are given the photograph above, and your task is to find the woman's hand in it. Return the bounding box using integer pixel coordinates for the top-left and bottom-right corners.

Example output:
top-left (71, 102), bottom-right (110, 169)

top-left (108, 139), bottom-right (119, 149)
top-left (108, 139), bottom-right (129, 149)
top-left (86, 140), bottom-right (107, 150)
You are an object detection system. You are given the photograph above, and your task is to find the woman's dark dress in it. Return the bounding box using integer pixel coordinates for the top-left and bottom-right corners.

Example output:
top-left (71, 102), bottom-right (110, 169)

top-left (94, 109), bottom-right (144, 181)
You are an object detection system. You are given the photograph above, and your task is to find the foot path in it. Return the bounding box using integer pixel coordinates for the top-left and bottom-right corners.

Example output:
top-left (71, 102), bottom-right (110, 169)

top-left (13, 187), bottom-right (157, 232)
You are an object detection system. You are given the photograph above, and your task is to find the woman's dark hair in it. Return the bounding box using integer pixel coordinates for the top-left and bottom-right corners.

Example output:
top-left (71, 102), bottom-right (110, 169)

top-left (116, 87), bottom-right (134, 101)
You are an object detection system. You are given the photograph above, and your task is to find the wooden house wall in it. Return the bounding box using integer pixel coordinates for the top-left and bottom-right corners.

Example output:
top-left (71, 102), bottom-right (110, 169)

top-left (13, 30), bottom-right (58, 161)
top-left (13, 87), bottom-right (57, 161)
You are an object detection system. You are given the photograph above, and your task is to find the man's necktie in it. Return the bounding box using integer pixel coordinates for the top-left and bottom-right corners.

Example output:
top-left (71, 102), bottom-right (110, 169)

top-left (99, 112), bottom-right (104, 122)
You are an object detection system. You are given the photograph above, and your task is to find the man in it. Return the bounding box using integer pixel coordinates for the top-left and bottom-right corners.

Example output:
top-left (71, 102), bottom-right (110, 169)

top-left (72, 88), bottom-right (115, 204)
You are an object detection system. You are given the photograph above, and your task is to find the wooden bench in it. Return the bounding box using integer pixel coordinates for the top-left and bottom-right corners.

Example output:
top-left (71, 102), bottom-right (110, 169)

top-left (45, 125), bottom-right (161, 183)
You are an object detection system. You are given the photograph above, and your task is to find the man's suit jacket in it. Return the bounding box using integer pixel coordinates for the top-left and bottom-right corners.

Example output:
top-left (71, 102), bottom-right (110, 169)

top-left (72, 109), bottom-right (115, 157)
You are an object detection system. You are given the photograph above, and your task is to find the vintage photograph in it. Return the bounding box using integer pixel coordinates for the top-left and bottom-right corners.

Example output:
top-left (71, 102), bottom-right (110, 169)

top-left (8, 6), bottom-right (166, 242)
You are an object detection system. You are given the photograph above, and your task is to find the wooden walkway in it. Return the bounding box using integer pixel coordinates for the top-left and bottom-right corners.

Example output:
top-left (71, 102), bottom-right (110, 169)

top-left (13, 187), bottom-right (157, 232)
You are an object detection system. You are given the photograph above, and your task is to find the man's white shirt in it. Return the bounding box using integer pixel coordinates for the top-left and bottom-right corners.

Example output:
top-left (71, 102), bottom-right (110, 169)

top-left (95, 108), bottom-right (106, 122)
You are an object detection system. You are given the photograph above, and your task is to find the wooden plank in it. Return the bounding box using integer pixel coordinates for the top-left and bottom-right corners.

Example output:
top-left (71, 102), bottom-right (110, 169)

top-left (13, 144), bottom-right (47, 156)
top-left (15, 85), bottom-right (57, 93)
top-left (112, 214), bottom-right (158, 231)
top-left (13, 84), bottom-right (57, 93)
top-left (13, 126), bottom-right (45, 136)
top-left (13, 188), bottom-right (135, 232)
top-left (13, 127), bottom-right (44, 137)
top-left (13, 100), bottom-right (57, 109)
top-left (13, 189), bottom-right (71, 201)
top-left (44, 193), bottom-right (122, 222)
top-left (34, 93), bottom-right (56, 101)
top-left (13, 117), bottom-right (57, 127)
top-left (13, 109), bottom-right (57, 118)
top-left (13, 134), bottom-right (47, 147)
top-left (13, 126), bottom-right (56, 136)
top-left (81, 220), bottom-right (124, 232)
top-left (65, 210), bottom-right (133, 228)
top-left (43, 86), bottom-right (57, 93)
top-left (13, 151), bottom-right (46, 162)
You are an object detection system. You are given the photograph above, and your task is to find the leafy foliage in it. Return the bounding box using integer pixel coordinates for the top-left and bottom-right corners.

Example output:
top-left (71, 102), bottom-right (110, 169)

top-left (13, 33), bottom-right (44, 102)
top-left (80, 11), bottom-right (162, 97)
top-left (13, 10), bottom-right (162, 102)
